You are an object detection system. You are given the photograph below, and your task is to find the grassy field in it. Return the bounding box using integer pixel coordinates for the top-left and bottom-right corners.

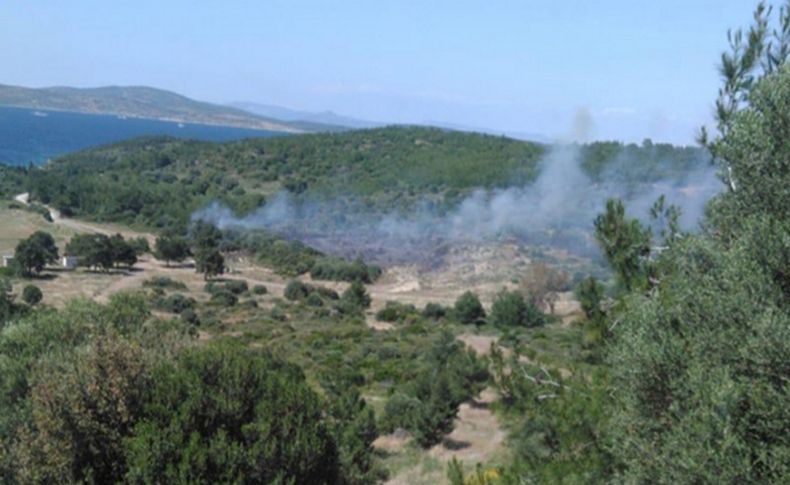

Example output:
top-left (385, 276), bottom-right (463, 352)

top-left (0, 202), bottom-right (78, 255)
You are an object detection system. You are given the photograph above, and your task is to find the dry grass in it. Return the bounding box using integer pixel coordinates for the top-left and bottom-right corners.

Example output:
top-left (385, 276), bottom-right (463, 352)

top-left (0, 204), bottom-right (79, 255)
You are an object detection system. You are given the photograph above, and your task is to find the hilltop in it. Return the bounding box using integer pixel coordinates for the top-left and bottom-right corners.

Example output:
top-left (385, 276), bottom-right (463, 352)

top-left (0, 83), bottom-right (342, 133)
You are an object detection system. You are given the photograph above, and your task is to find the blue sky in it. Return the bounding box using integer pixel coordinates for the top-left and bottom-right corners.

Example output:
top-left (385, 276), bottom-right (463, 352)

top-left (0, 1), bottom-right (762, 144)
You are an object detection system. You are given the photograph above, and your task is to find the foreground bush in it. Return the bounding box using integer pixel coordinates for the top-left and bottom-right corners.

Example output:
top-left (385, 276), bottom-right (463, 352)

top-left (124, 344), bottom-right (340, 484)
top-left (0, 299), bottom-right (378, 483)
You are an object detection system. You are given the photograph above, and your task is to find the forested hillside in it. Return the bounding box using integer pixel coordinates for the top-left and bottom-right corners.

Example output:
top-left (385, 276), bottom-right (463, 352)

top-left (16, 126), bottom-right (704, 233)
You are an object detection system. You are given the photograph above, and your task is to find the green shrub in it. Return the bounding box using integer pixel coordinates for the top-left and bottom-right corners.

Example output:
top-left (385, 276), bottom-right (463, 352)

top-left (375, 306), bottom-right (400, 322)
top-left (380, 393), bottom-right (422, 433)
top-left (209, 289), bottom-right (238, 307)
top-left (260, 239), bottom-right (318, 276)
top-left (309, 256), bottom-right (382, 283)
top-left (239, 299), bottom-right (258, 309)
top-left (306, 292), bottom-right (324, 307)
top-left (453, 291), bottom-right (485, 324)
top-left (123, 343), bottom-right (342, 484)
top-left (284, 280), bottom-right (310, 301)
top-left (223, 279), bottom-right (249, 295)
top-left (21, 285), bottom-right (43, 306)
top-left (422, 302), bottom-right (447, 320)
top-left (490, 290), bottom-right (545, 327)
top-left (270, 306), bottom-right (287, 321)
top-left (142, 277), bottom-right (187, 291)
top-left (252, 284), bottom-right (268, 295)
top-left (313, 286), bottom-right (339, 300)
top-left (376, 301), bottom-right (417, 322)
top-left (341, 281), bottom-right (371, 310)
top-left (180, 308), bottom-right (199, 325)
top-left (155, 293), bottom-right (196, 314)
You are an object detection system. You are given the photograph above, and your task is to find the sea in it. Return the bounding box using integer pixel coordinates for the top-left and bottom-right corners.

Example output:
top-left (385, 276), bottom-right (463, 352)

top-left (0, 105), bottom-right (284, 166)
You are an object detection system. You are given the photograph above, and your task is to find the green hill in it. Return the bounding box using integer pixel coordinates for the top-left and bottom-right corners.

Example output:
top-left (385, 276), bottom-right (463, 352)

top-left (18, 126), bottom-right (705, 232)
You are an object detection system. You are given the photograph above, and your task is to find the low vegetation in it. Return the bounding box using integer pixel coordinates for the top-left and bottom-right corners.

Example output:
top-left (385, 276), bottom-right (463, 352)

top-left (0, 4), bottom-right (787, 483)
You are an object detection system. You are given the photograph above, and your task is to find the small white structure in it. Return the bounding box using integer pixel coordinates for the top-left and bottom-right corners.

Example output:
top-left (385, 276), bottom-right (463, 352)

top-left (2, 255), bottom-right (14, 268)
top-left (62, 256), bottom-right (79, 270)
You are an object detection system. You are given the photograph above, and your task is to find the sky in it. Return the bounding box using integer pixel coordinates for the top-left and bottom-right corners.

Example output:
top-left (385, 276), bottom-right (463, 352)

top-left (0, 0), bottom-right (764, 144)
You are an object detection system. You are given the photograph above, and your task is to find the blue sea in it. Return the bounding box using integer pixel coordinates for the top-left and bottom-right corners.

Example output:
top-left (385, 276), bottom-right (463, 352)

top-left (0, 105), bottom-right (284, 166)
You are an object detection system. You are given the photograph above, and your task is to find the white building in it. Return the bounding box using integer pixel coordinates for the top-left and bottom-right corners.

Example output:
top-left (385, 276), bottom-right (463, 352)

top-left (2, 255), bottom-right (14, 268)
top-left (62, 256), bottom-right (79, 270)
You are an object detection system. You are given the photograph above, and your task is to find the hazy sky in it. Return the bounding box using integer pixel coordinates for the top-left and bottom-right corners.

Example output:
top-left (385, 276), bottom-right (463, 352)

top-left (0, 1), bottom-right (762, 144)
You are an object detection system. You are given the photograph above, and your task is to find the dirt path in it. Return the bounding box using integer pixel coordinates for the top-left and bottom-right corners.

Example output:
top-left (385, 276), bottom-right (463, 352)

top-left (13, 193), bottom-right (29, 205)
top-left (428, 388), bottom-right (505, 463)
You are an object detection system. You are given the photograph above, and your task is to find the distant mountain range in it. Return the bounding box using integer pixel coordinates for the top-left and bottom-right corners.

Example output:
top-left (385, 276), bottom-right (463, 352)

top-left (229, 102), bottom-right (380, 129)
top-left (0, 84), bottom-right (342, 133)
top-left (230, 102), bottom-right (551, 142)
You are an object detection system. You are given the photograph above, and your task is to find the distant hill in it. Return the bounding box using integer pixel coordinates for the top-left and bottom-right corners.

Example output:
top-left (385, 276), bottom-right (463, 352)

top-left (0, 84), bottom-right (341, 133)
top-left (421, 120), bottom-right (552, 143)
top-left (230, 101), bottom-right (380, 129)
top-left (230, 101), bottom-right (551, 141)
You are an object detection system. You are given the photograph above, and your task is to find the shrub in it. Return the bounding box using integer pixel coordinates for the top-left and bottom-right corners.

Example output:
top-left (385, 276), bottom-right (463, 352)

top-left (252, 284), bottom-right (268, 295)
top-left (270, 306), bottom-right (287, 321)
top-left (309, 256), bottom-right (382, 283)
top-left (204, 282), bottom-right (219, 295)
top-left (422, 302), bottom-right (446, 320)
top-left (259, 239), bottom-right (318, 276)
top-left (380, 393), bottom-right (423, 433)
top-left (306, 292), bottom-right (324, 307)
top-left (209, 289), bottom-right (238, 307)
top-left (341, 281), bottom-right (371, 309)
top-left (376, 301), bottom-right (418, 322)
top-left (453, 291), bottom-right (485, 324)
top-left (142, 277), bottom-right (187, 291)
top-left (156, 293), bottom-right (196, 314)
top-left (22, 285), bottom-right (43, 306)
top-left (123, 344), bottom-right (342, 484)
top-left (284, 280), bottom-right (310, 301)
top-left (490, 290), bottom-right (545, 327)
top-left (180, 308), bottom-right (199, 325)
top-left (313, 286), bottom-right (339, 300)
top-left (239, 299), bottom-right (258, 309)
top-left (375, 306), bottom-right (400, 322)
top-left (223, 280), bottom-right (249, 295)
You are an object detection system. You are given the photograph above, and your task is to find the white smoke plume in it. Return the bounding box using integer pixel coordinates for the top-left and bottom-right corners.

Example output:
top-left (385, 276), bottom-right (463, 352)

top-left (192, 144), bottom-right (722, 264)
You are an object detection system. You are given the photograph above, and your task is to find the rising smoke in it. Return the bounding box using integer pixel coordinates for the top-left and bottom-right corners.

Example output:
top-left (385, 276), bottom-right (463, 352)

top-left (192, 144), bottom-right (723, 265)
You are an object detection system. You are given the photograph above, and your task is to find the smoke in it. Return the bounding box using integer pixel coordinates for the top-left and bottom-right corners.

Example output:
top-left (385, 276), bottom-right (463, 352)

top-left (192, 144), bottom-right (722, 265)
